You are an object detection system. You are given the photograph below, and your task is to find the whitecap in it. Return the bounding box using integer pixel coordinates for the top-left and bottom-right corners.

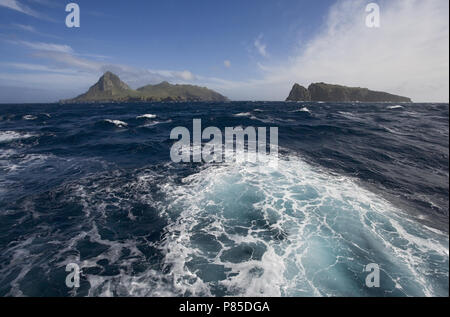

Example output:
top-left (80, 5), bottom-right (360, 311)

top-left (22, 115), bottom-right (37, 120)
top-left (291, 107), bottom-right (311, 113)
top-left (104, 119), bottom-right (128, 128)
top-left (387, 105), bottom-right (404, 109)
top-left (136, 114), bottom-right (157, 119)
top-left (233, 112), bottom-right (252, 117)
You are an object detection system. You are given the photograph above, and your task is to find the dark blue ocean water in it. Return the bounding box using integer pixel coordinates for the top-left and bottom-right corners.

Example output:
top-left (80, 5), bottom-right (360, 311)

top-left (0, 101), bottom-right (448, 297)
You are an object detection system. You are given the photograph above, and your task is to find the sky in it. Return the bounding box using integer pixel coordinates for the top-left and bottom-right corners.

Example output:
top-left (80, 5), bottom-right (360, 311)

top-left (0, 0), bottom-right (448, 103)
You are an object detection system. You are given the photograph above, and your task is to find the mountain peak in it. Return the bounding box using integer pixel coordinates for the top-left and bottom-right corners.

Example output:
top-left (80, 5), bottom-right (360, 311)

top-left (101, 71), bottom-right (118, 80)
top-left (156, 81), bottom-right (171, 87)
top-left (96, 71), bottom-right (131, 92)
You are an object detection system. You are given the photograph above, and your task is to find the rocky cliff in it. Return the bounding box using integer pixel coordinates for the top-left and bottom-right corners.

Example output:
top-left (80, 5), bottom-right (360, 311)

top-left (286, 82), bottom-right (412, 102)
top-left (286, 83), bottom-right (311, 101)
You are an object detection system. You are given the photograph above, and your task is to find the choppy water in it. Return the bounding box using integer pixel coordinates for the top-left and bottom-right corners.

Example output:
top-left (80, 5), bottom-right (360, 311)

top-left (0, 101), bottom-right (448, 297)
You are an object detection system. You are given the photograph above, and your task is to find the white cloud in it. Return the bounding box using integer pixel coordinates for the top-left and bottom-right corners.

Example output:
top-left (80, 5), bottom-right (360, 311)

top-left (0, 0), bottom-right (40, 18)
top-left (13, 40), bottom-right (199, 86)
top-left (239, 0), bottom-right (449, 102)
top-left (34, 51), bottom-right (102, 71)
top-left (224, 60), bottom-right (231, 68)
top-left (17, 40), bottom-right (74, 53)
top-left (2, 0), bottom-right (447, 102)
top-left (1, 62), bottom-right (78, 74)
top-left (254, 34), bottom-right (268, 57)
top-left (31, 50), bottom-right (198, 86)
top-left (12, 23), bottom-right (62, 39)
top-left (149, 69), bottom-right (195, 81)
top-left (13, 23), bottom-right (35, 32)
top-left (0, 40), bottom-right (202, 100)
top-left (29, 0), bottom-right (59, 8)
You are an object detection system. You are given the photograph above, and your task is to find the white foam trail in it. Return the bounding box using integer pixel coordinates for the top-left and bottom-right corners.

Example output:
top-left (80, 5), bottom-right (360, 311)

top-left (157, 152), bottom-right (449, 297)
top-left (22, 115), bottom-right (37, 120)
top-left (9, 151), bottom-right (445, 297)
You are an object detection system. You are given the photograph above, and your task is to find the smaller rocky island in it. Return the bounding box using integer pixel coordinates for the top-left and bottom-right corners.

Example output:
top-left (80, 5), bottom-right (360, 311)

top-left (62, 71), bottom-right (229, 103)
top-left (286, 82), bottom-right (412, 102)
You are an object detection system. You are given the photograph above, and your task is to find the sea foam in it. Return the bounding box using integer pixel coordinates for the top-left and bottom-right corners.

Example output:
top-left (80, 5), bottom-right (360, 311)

top-left (157, 152), bottom-right (449, 296)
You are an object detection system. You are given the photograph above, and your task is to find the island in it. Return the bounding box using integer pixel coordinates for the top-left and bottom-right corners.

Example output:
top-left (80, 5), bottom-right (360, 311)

top-left (286, 82), bottom-right (412, 102)
top-left (62, 71), bottom-right (229, 103)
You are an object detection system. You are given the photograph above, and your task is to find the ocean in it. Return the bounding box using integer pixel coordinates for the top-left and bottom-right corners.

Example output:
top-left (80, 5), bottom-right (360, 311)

top-left (0, 101), bottom-right (448, 297)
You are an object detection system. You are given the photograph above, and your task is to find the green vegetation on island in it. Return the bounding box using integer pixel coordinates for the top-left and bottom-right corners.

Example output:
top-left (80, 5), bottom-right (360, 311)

top-left (62, 72), bottom-right (229, 103)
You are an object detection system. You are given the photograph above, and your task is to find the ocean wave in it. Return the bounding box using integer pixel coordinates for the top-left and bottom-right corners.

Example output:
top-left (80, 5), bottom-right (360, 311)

top-left (140, 119), bottom-right (173, 127)
top-left (387, 105), bottom-right (404, 109)
top-left (233, 112), bottom-right (252, 117)
top-left (291, 107), bottom-right (311, 113)
top-left (0, 153), bottom-right (51, 173)
top-left (0, 149), bottom-right (17, 159)
top-left (103, 119), bottom-right (128, 128)
top-left (0, 131), bottom-right (35, 143)
top-left (136, 114), bottom-right (157, 119)
top-left (2, 151), bottom-right (447, 297)
top-left (0, 101), bottom-right (447, 297)
top-left (22, 115), bottom-right (38, 121)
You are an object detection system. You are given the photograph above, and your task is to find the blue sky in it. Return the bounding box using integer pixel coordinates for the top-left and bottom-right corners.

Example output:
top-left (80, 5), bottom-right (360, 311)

top-left (0, 0), bottom-right (449, 102)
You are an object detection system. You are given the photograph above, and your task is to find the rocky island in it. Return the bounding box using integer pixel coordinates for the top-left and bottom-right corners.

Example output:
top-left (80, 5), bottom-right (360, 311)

top-left (286, 82), bottom-right (412, 102)
top-left (62, 72), bottom-right (229, 103)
